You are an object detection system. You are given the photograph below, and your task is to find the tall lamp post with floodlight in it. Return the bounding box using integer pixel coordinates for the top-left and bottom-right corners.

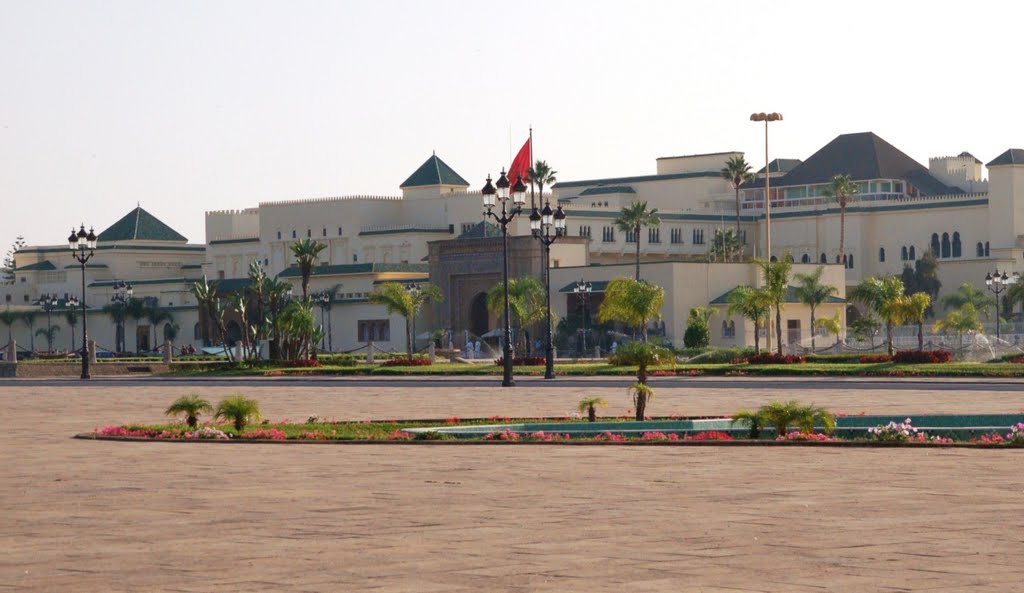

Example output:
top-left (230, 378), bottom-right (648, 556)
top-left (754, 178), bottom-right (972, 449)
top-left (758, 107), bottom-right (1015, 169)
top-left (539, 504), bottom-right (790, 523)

top-left (529, 200), bottom-right (566, 379)
top-left (313, 290), bottom-right (333, 352)
top-left (985, 270), bottom-right (1018, 340)
top-left (482, 169), bottom-right (527, 387)
top-left (573, 280), bottom-right (593, 355)
top-left (111, 280), bottom-right (133, 354)
top-left (69, 225), bottom-right (97, 379)
top-left (37, 293), bottom-right (59, 353)
top-left (750, 111), bottom-right (782, 352)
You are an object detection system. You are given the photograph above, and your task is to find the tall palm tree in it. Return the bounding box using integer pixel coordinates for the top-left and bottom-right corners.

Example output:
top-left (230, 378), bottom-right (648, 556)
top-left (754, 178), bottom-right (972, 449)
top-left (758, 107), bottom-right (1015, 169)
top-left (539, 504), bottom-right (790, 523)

top-left (753, 257), bottom-right (792, 355)
top-left (821, 174), bottom-right (858, 262)
top-left (0, 309), bottom-right (17, 344)
top-left (526, 160), bottom-right (557, 209)
top-left (35, 325), bottom-right (60, 353)
top-left (486, 277), bottom-right (547, 355)
top-left (595, 277), bottom-right (665, 343)
top-left (793, 266), bottom-right (839, 351)
top-left (289, 239), bottom-right (327, 299)
top-left (21, 312), bottom-right (36, 352)
top-left (64, 308), bottom-right (79, 353)
top-left (721, 155), bottom-right (755, 253)
top-left (897, 292), bottom-right (932, 351)
top-left (849, 276), bottom-right (906, 356)
top-left (614, 201), bottom-right (660, 281)
top-left (369, 281), bottom-right (444, 358)
top-left (727, 286), bottom-right (772, 354)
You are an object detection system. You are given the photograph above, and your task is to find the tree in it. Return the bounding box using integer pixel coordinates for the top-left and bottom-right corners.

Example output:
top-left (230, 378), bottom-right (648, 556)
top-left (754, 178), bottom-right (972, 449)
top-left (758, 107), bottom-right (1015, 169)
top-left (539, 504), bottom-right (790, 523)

top-left (289, 239), bottom-right (327, 300)
top-left (64, 308), bottom-right (79, 352)
top-left (849, 276), bottom-right (906, 356)
top-left (753, 257), bottom-right (792, 355)
top-left (191, 277), bottom-right (230, 359)
top-left (35, 325), bottom-right (59, 353)
top-left (21, 312), bottom-right (36, 352)
top-left (165, 395), bottom-right (213, 428)
top-left (246, 261), bottom-right (269, 345)
top-left (850, 315), bottom-right (881, 348)
top-left (934, 303), bottom-right (982, 349)
top-left (144, 302), bottom-right (173, 350)
top-left (214, 395), bottom-right (262, 432)
top-left (683, 306), bottom-right (716, 349)
top-left (614, 201), bottom-right (660, 281)
top-left (1, 236), bottom-right (25, 285)
top-left (707, 228), bottom-right (742, 263)
top-left (793, 266), bottom-right (839, 351)
top-left (821, 175), bottom-right (858, 261)
top-left (275, 299), bottom-right (317, 361)
top-left (940, 282), bottom-right (996, 320)
top-left (486, 277), bottom-right (547, 355)
top-left (1005, 281), bottom-right (1024, 321)
top-left (369, 282), bottom-right (444, 358)
top-left (596, 277), bottom-right (665, 343)
top-left (721, 155), bottom-right (755, 252)
top-left (526, 160), bottom-right (557, 210)
top-left (577, 397), bottom-right (607, 422)
top-left (733, 400), bottom-right (835, 439)
top-left (608, 340), bottom-right (673, 421)
top-left (896, 292), bottom-right (931, 351)
top-left (727, 286), bottom-right (772, 354)
top-left (0, 309), bottom-right (17, 344)
top-left (815, 310), bottom-right (843, 348)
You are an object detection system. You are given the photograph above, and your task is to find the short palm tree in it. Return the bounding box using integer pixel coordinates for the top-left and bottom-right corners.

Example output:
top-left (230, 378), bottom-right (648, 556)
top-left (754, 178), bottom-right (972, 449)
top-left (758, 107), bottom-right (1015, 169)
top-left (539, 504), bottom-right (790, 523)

top-left (708, 228), bottom-right (742, 263)
top-left (753, 257), bottom-right (792, 355)
top-left (896, 292), bottom-right (931, 351)
top-left (814, 311), bottom-right (843, 349)
top-left (821, 174), bottom-right (858, 261)
top-left (289, 239), bottom-right (328, 299)
top-left (934, 303), bottom-right (983, 349)
top-left (369, 282), bottom-right (444, 358)
top-left (614, 201), bottom-right (660, 281)
top-left (577, 397), bottom-right (608, 422)
top-left (596, 277), bottom-right (665, 343)
top-left (850, 276), bottom-right (906, 355)
top-left (64, 308), bottom-right (79, 352)
top-left (940, 282), bottom-right (996, 320)
top-left (793, 266), bottom-right (839, 351)
top-left (730, 409), bottom-right (766, 439)
top-left (165, 395), bottom-right (214, 428)
top-left (486, 277), bottom-right (547, 355)
top-left (727, 286), bottom-right (772, 354)
top-left (610, 341), bottom-right (673, 420)
top-left (35, 326), bottom-right (60, 352)
top-left (721, 155), bottom-right (755, 254)
top-left (215, 395), bottom-right (262, 432)
top-left (526, 160), bottom-right (557, 209)
top-left (753, 400), bottom-right (836, 438)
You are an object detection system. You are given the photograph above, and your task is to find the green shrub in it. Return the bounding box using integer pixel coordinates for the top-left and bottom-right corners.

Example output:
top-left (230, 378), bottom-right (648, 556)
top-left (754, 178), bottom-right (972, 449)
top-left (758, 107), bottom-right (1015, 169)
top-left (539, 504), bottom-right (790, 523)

top-left (683, 324), bottom-right (710, 349)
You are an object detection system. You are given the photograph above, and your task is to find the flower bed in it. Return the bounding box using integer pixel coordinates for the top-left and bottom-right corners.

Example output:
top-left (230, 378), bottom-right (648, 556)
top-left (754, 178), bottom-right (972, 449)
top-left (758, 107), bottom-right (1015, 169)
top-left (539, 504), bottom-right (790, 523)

top-left (744, 353), bottom-right (806, 365)
top-left (494, 356), bottom-right (546, 366)
top-left (381, 357), bottom-right (432, 367)
top-left (859, 354), bottom-right (893, 364)
top-left (893, 350), bottom-right (952, 364)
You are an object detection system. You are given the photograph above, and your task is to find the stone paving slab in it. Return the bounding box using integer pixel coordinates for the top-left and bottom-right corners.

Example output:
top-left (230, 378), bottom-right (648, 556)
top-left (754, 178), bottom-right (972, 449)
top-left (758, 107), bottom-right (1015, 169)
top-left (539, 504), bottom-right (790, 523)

top-left (2, 382), bottom-right (1024, 592)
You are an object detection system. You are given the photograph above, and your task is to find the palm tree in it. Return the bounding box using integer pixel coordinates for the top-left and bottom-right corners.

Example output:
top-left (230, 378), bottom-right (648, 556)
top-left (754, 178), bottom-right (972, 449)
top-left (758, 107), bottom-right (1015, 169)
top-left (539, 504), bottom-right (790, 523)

top-left (214, 395), bottom-right (262, 432)
top-left (289, 239), bottom-right (327, 299)
top-left (275, 299), bottom-right (317, 360)
top-left (849, 276), bottom-right (906, 356)
top-left (144, 302), bottom-right (173, 350)
top-left (191, 277), bottom-right (229, 359)
top-left (753, 257), bottom-right (792, 355)
top-left (821, 174), bottom-right (858, 261)
top-left (596, 277), bottom-right (665, 343)
top-left (814, 311), bottom-right (843, 349)
top-left (486, 277), bottom-right (547, 355)
top-left (749, 400), bottom-right (836, 438)
top-left (165, 395), bottom-right (213, 428)
top-left (0, 309), bottom-right (17, 344)
top-left (369, 282), bottom-right (444, 358)
top-left (727, 286), bottom-right (772, 354)
top-left (247, 261), bottom-right (269, 344)
top-left (610, 340), bottom-right (673, 420)
top-left (577, 397), bottom-right (607, 422)
top-left (730, 409), bottom-right (766, 439)
top-left (35, 326), bottom-right (59, 353)
top-left (896, 292), bottom-right (932, 351)
top-left (708, 228), bottom-right (742, 263)
top-left (64, 308), bottom-right (79, 353)
top-left (21, 312), bottom-right (36, 352)
top-left (934, 303), bottom-right (983, 349)
top-left (614, 201), bottom-right (660, 281)
top-left (793, 266), bottom-right (839, 351)
top-left (940, 282), bottom-right (996, 320)
top-left (721, 155), bottom-right (755, 251)
top-left (526, 160), bottom-right (557, 209)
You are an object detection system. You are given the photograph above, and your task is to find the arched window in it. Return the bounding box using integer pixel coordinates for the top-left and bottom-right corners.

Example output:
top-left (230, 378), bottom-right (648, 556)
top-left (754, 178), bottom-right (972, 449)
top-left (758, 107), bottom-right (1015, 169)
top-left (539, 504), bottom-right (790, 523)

top-left (941, 233), bottom-right (951, 258)
top-left (847, 254), bottom-right (854, 269)
top-left (193, 322), bottom-right (202, 340)
top-left (820, 253), bottom-right (827, 264)
top-left (879, 247), bottom-right (885, 262)
top-left (909, 246), bottom-right (916, 260)
top-left (801, 254), bottom-right (810, 264)
top-left (931, 233), bottom-right (940, 257)
top-left (901, 246), bottom-right (908, 261)
top-left (952, 232), bottom-right (962, 258)
top-left (836, 254), bottom-right (842, 264)
top-left (985, 241), bottom-right (991, 257)
top-left (977, 242), bottom-right (985, 257)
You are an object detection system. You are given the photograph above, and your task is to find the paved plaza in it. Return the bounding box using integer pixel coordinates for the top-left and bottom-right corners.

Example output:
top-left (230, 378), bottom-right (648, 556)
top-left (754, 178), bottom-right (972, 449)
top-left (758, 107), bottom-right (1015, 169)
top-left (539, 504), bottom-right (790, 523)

top-left (3, 377), bottom-right (1024, 592)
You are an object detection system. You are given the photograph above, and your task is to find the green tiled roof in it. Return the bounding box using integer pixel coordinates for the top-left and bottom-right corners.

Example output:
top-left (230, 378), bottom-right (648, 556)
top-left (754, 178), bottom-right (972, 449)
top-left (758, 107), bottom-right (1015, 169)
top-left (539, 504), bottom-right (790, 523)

top-left (987, 149), bottom-right (1024, 167)
top-left (180, 264), bottom-right (203, 270)
top-left (19, 244), bottom-right (205, 254)
top-left (277, 263), bottom-right (429, 278)
top-left (709, 286), bottom-right (845, 305)
top-left (209, 237), bottom-right (260, 245)
top-left (400, 154), bottom-right (470, 188)
top-left (552, 170), bottom-right (719, 190)
top-left (557, 280), bottom-right (610, 294)
top-left (90, 277), bottom-right (201, 288)
top-left (579, 186), bottom-right (636, 196)
top-left (359, 227), bottom-right (452, 236)
top-left (63, 263), bottom-right (109, 269)
top-left (14, 260), bottom-right (57, 272)
top-left (97, 207), bottom-right (188, 242)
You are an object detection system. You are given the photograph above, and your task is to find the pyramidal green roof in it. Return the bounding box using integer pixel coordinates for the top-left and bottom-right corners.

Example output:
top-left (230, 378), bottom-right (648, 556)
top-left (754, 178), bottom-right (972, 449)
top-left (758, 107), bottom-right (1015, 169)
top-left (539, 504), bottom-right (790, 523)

top-left (400, 153), bottom-right (470, 188)
top-left (97, 207), bottom-right (188, 243)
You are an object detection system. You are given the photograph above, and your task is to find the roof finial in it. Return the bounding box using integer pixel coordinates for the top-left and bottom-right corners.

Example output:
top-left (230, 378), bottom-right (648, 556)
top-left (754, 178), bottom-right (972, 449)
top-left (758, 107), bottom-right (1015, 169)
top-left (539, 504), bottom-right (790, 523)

top-left (433, 150), bottom-right (436, 156)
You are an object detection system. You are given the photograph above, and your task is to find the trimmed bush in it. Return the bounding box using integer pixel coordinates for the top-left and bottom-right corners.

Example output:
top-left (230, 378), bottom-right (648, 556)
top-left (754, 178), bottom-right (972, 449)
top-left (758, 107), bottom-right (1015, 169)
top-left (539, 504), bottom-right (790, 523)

top-left (494, 356), bottom-right (546, 366)
top-left (744, 353), bottom-right (806, 365)
top-left (381, 357), bottom-right (432, 367)
top-left (803, 354), bottom-right (869, 364)
top-left (683, 324), bottom-right (711, 349)
top-left (893, 350), bottom-right (952, 364)
top-left (318, 353), bottom-right (358, 367)
top-left (859, 354), bottom-right (893, 364)
top-left (289, 359), bottom-right (323, 368)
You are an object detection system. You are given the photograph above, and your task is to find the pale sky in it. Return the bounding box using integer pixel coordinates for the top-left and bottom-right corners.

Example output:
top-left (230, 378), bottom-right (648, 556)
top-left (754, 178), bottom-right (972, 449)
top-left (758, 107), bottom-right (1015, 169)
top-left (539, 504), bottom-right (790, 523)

top-left (2, 0), bottom-right (1023, 250)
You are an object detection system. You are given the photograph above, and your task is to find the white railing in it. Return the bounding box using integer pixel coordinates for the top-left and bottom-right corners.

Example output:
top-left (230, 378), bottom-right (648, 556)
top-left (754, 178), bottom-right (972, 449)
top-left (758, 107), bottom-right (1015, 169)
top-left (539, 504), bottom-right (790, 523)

top-left (741, 192), bottom-right (986, 212)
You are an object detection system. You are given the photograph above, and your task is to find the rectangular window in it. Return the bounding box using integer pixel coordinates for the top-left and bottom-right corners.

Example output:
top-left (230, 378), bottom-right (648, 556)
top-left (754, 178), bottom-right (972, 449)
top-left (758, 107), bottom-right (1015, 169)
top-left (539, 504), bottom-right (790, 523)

top-left (292, 230), bottom-right (296, 239)
top-left (307, 229), bottom-right (311, 238)
top-left (358, 319), bottom-right (390, 342)
top-left (648, 228), bottom-right (660, 243)
top-left (602, 226), bottom-right (615, 242)
top-left (692, 229), bottom-right (705, 245)
top-left (625, 230), bottom-right (637, 243)
top-left (671, 228), bottom-right (683, 244)
top-left (322, 228), bottom-right (327, 237)
top-left (277, 231), bottom-right (281, 240)
top-left (338, 227), bottom-right (343, 236)
top-left (461, 223), bottom-right (474, 235)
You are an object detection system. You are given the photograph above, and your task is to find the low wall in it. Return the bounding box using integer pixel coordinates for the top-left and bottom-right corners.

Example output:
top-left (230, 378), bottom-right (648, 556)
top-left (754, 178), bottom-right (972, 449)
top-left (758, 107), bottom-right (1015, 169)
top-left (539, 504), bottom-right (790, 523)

top-left (2, 362), bottom-right (171, 378)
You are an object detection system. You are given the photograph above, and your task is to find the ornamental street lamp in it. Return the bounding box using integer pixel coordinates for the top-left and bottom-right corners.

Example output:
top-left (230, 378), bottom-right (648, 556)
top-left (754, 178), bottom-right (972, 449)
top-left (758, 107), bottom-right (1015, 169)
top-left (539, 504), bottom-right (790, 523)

top-left (313, 290), bottom-right (334, 352)
top-left (67, 295), bottom-right (80, 352)
top-left (111, 280), bottom-right (133, 354)
top-left (482, 169), bottom-right (527, 387)
top-left (69, 224), bottom-right (97, 379)
top-left (985, 270), bottom-right (1018, 340)
top-left (530, 200), bottom-right (567, 379)
top-left (573, 280), bottom-right (593, 355)
top-left (37, 293), bottom-right (59, 353)
top-left (750, 111), bottom-right (783, 352)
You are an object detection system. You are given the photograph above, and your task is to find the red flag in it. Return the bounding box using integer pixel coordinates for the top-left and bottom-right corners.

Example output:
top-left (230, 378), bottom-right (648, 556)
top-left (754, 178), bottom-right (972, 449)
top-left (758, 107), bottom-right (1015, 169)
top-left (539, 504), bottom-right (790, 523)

top-left (507, 137), bottom-right (532, 188)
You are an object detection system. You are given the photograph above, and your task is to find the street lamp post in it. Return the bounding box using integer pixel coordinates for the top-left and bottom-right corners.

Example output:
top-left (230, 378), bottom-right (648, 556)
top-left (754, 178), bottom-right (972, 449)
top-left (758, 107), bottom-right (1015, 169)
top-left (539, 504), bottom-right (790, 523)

top-left (750, 111), bottom-right (783, 352)
top-left (68, 225), bottom-right (97, 379)
top-left (37, 293), bottom-right (59, 353)
top-left (529, 200), bottom-right (567, 379)
top-left (66, 296), bottom-right (80, 352)
top-left (573, 280), bottom-right (593, 355)
top-left (482, 169), bottom-right (527, 387)
top-left (314, 290), bottom-right (333, 352)
top-left (405, 283), bottom-right (421, 356)
top-left (111, 280), bottom-right (133, 354)
top-left (985, 270), bottom-right (1018, 341)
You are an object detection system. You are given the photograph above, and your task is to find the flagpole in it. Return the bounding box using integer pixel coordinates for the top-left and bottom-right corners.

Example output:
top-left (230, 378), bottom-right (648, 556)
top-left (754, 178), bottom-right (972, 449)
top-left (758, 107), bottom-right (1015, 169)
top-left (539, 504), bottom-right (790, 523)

top-left (529, 126), bottom-right (535, 209)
